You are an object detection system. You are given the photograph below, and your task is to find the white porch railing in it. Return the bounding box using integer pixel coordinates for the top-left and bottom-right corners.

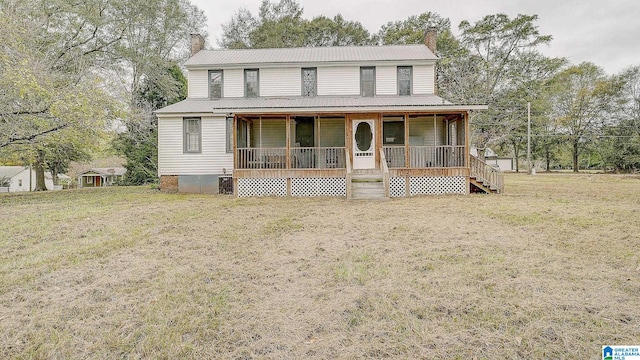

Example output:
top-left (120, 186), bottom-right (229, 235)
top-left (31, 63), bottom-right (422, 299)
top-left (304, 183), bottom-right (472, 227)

top-left (383, 145), bottom-right (466, 168)
top-left (237, 147), bottom-right (346, 169)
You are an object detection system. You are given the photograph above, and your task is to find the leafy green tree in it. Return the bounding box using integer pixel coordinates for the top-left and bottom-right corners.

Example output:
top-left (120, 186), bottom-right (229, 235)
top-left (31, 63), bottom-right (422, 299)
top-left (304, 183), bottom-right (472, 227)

top-left (548, 62), bottom-right (624, 172)
top-left (304, 14), bottom-right (376, 46)
top-left (449, 14), bottom-right (554, 158)
top-left (377, 12), bottom-right (451, 45)
top-left (0, 0), bottom-right (206, 190)
top-left (113, 64), bottom-right (187, 185)
top-left (599, 65), bottom-right (640, 171)
top-left (220, 0), bottom-right (375, 49)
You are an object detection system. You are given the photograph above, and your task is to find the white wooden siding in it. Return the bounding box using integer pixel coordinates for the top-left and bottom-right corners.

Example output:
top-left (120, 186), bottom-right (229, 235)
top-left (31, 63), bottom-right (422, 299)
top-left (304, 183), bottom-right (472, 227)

top-left (408, 115), bottom-right (446, 146)
top-left (158, 116), bottom-right (233, 175)
top-left (261, 68), bottom-right (300, 97)
top-left (317, 66), bottom-right (359, 96)
top-left (413, 65), bottom-right (435, 95)
top-left (188, 70), bottom-right (208, 99)
top-left (376, 66), bottom-right (397, 95)
top-left (224, 69), bottom-right (244, 98)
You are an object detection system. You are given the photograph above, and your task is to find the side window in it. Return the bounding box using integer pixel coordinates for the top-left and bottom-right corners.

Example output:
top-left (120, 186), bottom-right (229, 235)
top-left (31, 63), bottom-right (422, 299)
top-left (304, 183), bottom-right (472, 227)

top-left (302, 68), bottom-right (317, 97)
top-left (184, 117), bottom-right (201, 153)
top-left (360, 67), bottom-right (375, 97)
top-left (209, 70), bottom-right (223, 99)
top-left (244, 69), bottom-right (259, 98)
top-left (397, 66), bottom-right (412, 96)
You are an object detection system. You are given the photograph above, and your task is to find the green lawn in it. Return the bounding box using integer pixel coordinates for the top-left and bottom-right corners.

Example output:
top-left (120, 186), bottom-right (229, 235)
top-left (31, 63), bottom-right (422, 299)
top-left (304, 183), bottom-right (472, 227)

top-left (1, 173), bottom-right (639, 359)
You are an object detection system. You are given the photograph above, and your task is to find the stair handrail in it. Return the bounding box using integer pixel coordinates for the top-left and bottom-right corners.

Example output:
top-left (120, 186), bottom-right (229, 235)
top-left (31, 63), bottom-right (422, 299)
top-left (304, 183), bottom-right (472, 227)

top-left (379, 148), bottom-right (390, 198)
top-left (470, 155), bottom-right (504, 193)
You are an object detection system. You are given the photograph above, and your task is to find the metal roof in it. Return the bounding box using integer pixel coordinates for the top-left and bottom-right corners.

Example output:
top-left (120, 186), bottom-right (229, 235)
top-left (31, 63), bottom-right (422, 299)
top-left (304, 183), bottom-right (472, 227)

top-left (185, 45), bottom-right (437, 68)
top-left (155, 95), bottom-right (487, 115)
top-left (0, 166), bottom-right (28, 179)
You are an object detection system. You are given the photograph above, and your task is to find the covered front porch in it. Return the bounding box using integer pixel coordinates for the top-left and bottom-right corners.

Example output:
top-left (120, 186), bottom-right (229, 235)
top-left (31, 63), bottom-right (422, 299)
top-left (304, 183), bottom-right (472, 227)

top-left (233, 112), bottom-right (471, 198)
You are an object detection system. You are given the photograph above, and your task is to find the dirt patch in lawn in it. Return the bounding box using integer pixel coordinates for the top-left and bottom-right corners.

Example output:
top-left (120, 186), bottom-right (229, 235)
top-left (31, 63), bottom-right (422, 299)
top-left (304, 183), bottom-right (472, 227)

top-left (0, 174), bottom-right (639, 359)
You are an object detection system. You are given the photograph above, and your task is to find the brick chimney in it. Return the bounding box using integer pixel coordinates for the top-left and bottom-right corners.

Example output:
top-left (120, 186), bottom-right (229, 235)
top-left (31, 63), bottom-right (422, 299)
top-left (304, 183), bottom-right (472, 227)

top-left (424, 28), bottom-right (438, 94)
top-left (424, 27), bottom-right (437, 55)
top-left (190, 33), bottom-right (205, 57)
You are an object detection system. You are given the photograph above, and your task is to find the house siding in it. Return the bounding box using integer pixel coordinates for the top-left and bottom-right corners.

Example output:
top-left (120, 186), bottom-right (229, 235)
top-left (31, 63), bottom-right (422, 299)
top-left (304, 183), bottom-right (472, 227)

top-left (188, 70), bottom-right (208, 99)
top-left (376, 66), bottom-right (397, 95)
top-left (158, 115), bottom-right (233, 175)
top-left (317, 66), bottom-right (359, 96)
top-left (261, 68), bottom-right (300, 97)
top-left (409, 115), bottom-right (446, 146)
top-left (224, 69), bottom-right (244, 98)
top-left (413, 65), bottom-right (434, 95)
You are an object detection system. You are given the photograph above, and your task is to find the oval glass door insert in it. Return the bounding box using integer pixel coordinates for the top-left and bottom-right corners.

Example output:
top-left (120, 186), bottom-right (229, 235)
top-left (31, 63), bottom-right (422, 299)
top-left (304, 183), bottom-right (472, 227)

top-left (355, 122), bottom-right (372, 151)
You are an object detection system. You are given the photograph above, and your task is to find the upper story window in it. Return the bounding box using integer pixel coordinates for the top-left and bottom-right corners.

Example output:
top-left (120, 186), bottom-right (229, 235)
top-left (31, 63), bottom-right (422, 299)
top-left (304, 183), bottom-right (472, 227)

top-left (360, 67), bottom-right (375, 97)
top-left (184, 117), bottom-right (201, 153)
top-left (244, 69), bottom-right (259, 98)
top-left (302, 68), bottom-right (317, 97)
top-left (209, 70), bottom-right (223, 99)
top-left (397, 66), bottom-right (412, 96)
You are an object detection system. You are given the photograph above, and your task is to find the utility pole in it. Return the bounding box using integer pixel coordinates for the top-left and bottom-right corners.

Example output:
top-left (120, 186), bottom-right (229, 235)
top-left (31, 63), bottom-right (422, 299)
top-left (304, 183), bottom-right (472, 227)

top-left (527, 102), bottom-right (531, 175)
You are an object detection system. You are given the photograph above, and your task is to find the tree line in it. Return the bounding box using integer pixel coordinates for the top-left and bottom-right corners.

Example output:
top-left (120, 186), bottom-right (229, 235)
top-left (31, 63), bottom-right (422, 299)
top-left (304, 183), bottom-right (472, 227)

top-left (1, 0), bottom-right (638, 191)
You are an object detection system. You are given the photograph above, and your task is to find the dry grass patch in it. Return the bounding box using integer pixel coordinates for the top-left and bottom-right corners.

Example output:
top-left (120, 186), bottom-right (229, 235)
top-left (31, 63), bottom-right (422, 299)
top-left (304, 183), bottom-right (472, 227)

top-left (1, 174), bottom-right (639, 359)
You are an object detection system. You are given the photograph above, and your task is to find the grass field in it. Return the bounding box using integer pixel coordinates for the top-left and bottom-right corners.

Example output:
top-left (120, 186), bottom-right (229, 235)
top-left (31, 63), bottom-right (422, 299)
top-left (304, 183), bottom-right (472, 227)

top-left (1, 173), bottom-right (639, 359)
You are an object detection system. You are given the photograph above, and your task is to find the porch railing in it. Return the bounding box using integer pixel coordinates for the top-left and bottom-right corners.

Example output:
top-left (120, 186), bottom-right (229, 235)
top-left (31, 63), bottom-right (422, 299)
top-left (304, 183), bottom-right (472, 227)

top-left (237, 147), bottom-right (346, 169)
top-left (383, 145), bottom-right (466, 168)
top-left (237, 148), bottom-right (287, 169)
top-left (290, 147), bottom-right (346, 169)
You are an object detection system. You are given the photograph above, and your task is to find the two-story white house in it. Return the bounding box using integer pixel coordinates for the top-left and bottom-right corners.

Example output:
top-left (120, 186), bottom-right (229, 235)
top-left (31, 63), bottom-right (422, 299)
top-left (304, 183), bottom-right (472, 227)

top-left (156, 32), bottom-right (502, 198)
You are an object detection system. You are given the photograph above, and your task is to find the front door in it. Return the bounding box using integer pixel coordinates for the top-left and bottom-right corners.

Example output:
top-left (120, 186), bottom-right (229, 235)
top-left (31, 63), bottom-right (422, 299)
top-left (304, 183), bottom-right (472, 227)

top-left (352, 119), bottom-right (375, 169)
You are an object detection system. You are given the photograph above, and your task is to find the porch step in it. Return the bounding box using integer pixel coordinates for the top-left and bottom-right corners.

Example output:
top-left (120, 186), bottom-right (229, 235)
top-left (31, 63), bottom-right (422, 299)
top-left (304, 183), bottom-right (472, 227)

top-left (350, 173), bottom-right (387, 200)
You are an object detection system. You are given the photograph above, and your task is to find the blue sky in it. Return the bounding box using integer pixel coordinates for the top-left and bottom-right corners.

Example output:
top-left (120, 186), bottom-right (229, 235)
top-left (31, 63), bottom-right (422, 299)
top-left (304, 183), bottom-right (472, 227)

top-left (191, 0), bottom-right (640, 74)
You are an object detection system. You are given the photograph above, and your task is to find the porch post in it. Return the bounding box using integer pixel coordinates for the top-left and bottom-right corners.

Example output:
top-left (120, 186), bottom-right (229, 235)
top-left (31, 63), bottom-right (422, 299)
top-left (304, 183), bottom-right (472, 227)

top-left (404, 113), bottom-right (409, 168)
top-left (433, 114), bottom-right (437, 146)
top-left (286, 115), bottom-right (291, 170)
top-left (233, 115), bottom-right (238, 197)
top-left (465, 111), bottom-right (470, 194)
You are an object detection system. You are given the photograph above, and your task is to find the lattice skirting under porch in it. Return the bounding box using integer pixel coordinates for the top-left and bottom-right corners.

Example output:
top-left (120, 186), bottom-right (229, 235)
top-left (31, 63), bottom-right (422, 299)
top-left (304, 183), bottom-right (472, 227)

top-left (237, 178), bottom-right (287, 197)
top-left (291, 178), bottom-right (346, 197)
top-left (390, 176), bottom-right (467, 197)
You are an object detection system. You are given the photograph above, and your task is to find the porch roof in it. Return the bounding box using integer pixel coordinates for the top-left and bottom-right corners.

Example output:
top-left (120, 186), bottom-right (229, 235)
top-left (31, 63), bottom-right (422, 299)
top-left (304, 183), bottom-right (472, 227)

top-left (77, 167), bottom-right (127, 177)
top-left (155, 95), bottom-right (488, 115)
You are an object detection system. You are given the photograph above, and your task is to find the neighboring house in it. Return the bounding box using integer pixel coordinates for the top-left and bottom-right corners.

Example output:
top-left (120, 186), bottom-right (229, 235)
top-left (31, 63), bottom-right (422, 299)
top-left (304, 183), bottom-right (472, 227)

top-left (155, 32), bottom-right (503, 198)
top-left (77, 167), bottom-right (127, 188)
top-left (471, 148), bottom-right (515, 172)
top-left (0, 166), bottom-right (62, 192)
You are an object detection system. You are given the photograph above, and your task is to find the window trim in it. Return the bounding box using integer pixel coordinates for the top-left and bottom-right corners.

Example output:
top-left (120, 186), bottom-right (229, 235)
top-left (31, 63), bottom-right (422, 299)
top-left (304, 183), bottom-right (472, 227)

top-left (301, 67), bottom-right (317, 97)
top-left (244, 69), bottom-right (259, 98)
top-left (397, 66), bottom-right (413, 96)
top-left (209, 70), bottom-right (223, 99)
top-left (183, 117), bottom-right (202, 154)
top-left (360, 66), bottom-right (376, 97)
